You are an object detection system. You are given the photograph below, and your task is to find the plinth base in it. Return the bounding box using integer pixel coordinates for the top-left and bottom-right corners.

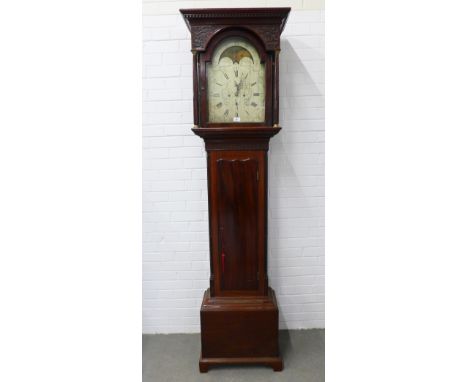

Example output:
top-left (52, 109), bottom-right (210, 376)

top-left (199, 287), bottom-right (283, 372)
top-left (199, 356), bottom-right (283, 373)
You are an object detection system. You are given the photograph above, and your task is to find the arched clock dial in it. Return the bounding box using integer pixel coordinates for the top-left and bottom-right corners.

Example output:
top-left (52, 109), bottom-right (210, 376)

top-left (207, 37), bottom-right (265, 123)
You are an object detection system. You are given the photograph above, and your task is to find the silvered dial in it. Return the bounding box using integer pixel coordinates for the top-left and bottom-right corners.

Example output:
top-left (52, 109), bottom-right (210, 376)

top-left (207, 37), bottom-right (265, 123)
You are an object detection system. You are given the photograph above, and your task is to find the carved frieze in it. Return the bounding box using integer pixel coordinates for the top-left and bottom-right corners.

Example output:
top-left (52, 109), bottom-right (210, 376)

top-left (190, 24), bottom-right (280, 51)
top-left (190, 25), bottom-right (222, 51)
top-left (181, 7), bottom-right (290, 51)
top-left (248, 25), bottom-right (280, 51)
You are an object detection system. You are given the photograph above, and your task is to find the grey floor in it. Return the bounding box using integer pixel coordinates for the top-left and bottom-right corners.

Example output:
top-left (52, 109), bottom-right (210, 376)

top-left (143, 329), bottom-right (324, 382)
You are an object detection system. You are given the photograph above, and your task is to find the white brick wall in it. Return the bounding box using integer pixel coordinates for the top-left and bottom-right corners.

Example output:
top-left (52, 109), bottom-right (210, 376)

top-left (143, 6), bottom-right (324, 333)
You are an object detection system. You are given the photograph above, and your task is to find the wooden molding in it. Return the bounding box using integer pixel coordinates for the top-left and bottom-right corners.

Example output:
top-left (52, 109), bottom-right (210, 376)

top-left (180, 7), bottom-right (291, 51)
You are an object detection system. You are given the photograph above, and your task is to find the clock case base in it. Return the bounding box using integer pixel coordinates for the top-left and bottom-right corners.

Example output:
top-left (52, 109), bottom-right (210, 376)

top-left (199, 287), bottom-right (283, 372)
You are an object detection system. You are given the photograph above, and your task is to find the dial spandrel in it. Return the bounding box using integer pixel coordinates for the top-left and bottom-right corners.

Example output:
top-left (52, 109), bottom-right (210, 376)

top-left (207, 37), bottom-right (265, 123)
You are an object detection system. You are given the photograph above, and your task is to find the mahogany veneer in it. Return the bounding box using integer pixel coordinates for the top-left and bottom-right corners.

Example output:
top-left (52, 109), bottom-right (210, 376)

top-left (199, 288), bottom-right (282, 372)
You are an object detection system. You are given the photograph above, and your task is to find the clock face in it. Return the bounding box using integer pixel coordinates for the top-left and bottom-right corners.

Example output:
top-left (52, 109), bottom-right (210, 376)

top-left (207, 37), bottom-right (265, 123)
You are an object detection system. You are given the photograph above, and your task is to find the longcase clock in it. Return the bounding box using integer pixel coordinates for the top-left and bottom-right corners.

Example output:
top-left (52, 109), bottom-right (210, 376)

top-left (180, 7), bottom-right (290, 373)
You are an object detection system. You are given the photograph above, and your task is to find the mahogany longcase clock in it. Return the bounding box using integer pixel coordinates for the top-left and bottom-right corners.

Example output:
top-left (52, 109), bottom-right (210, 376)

top-left (180, 8), bottom-right (290, 372)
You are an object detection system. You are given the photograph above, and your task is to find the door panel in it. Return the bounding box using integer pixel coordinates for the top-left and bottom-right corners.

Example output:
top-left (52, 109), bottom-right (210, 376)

top-left (217, 158), bottom-right (259, 291)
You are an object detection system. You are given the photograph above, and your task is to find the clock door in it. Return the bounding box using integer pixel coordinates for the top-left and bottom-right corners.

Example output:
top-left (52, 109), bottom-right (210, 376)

top-left (209, 151), bottom-right (266, 296)
top-left (218, 157), bottom-right (258, 291)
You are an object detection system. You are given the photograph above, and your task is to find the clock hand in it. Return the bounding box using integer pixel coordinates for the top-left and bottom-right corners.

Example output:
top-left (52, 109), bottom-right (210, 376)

top-left (235, 76), bottom-right (245, 97)
top-left (235, 81), bottom-right (240, 97)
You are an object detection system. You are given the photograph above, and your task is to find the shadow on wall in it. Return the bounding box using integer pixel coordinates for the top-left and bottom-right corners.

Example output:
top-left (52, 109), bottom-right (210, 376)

top-left (267, 39), bottom-right (325, 329)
